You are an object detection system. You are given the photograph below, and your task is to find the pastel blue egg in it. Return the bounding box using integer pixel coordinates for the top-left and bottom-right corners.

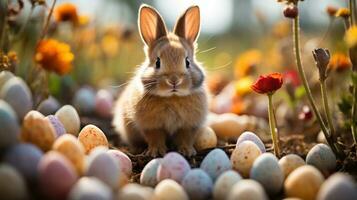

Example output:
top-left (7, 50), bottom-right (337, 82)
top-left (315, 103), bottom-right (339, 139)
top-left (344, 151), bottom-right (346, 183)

top-left (306, 143), bottom-right (336, 174)
top-left (236, 131), bottom-right (265, 153)
top-left (0, 100), bottom-right (20, 148)
top-left (73, 87), bottom-right (96, 114)
top-left (182, 169), bottom-right (213, 200)
top-left (317, 173), bottom-right (357, 200)
top-left (200, 148), bottom-right (231, 181)
top-left (68, 177), bottom-right (113, 200)
top-left (37, 96), bottom-right (60, 115)
top-left (250, 153), bottom-right (284, 195)
top-left (140, 158), bottom-right (162, 187)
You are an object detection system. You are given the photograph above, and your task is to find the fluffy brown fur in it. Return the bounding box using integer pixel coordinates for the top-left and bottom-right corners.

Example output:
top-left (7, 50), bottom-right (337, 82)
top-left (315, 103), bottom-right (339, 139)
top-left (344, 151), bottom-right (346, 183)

top-left (113, 4), bottom-right (208, 157)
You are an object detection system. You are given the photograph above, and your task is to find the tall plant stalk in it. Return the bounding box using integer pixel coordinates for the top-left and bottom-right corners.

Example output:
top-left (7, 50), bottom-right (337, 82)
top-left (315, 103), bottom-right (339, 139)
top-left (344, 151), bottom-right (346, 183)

top-left (268, 94), bottom-right (280, 157)
top-left (320, 80), bottom-right (335, 137)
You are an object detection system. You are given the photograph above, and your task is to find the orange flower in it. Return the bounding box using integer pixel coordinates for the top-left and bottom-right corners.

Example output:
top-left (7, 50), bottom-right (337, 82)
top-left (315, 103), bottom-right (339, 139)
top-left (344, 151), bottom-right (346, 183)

top-left (326, 6), bottom-right (338, 17)
top-left (234, 50), bottom-right (262, 78)
top-left (328, 53), bottom-right (352, 72)
top-left (35, 39), bottom-right (74, 75)
top-left (54, 3), bottom-right (79, 24)
top-left (251, 73), bottom-right (283, 94)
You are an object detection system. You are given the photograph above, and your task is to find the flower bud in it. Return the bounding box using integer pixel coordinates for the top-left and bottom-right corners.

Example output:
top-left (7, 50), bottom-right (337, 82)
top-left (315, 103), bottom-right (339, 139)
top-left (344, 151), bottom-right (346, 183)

top-left (283, 5), bottom-right (298, 19)
top-left (312, 48), bottom-right (330, 81)
top-left (326, 6), bottom-right (338, 17)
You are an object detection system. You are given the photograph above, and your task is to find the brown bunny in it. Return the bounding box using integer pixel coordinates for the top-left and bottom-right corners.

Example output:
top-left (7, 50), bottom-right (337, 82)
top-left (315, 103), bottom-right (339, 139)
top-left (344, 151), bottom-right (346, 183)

top-left (113, 4), bottom-right (208, 157)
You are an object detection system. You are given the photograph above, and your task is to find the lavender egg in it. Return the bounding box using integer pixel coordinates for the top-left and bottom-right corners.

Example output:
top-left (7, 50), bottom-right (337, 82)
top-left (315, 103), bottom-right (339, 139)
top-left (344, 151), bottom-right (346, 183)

top-left (227, 179), bottom-right (268, 200)
top-left (46, 115), bottom-right (66, 137)
top-left (317, 173), bottom-right (357, 200)
top-left (4, 143), bottom-right (43, 181)
top-left (140, 158), bottom-right (163, 187)
top-left (200, 148), bottom-right (231, 181)
top-left (236, 131), bottom-right (266, 153)
top-left (250, 153), bottom-right (284, 195)
top-left (157, 152), bottom-right (191, 183)
top-left (213, 170), bottom-right (242, 200)
top-left (306, 143), bottom-right (336, 175)
top-left (68, 177), bottom-right (113, 200)
top-left (154, 179), bottom-right (189, 200)
top-left (107, 149), bottom-right (132, 176)
top-left (73, 87), bottom-right (96, 114)
top-left (0, 100), bottom-right (19, 148)
top-left (181, 169), bottom-right (213, 200)
top-left (95, 89), bottom-right (113, 118)
top-left (0, 164), bottom-right (28, 200)
top-left (37, 96), bottom-right (60, 115)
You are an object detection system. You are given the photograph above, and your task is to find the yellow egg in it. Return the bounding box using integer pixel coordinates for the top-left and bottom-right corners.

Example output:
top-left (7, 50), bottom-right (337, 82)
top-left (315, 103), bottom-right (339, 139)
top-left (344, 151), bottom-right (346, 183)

top-left (78, 125), bottom-right (108, 154)
top-left (278, 154), bottom-right (305, 179)
top-left (285, 165), bottom-right (324, 200)
top-left (52, 134), bottom-right (86, 175)
top-left (194, 127), bottom-right (217, 151)
top-left (21, 110), bottom-right (56, 151)
top-left (230, 141), bottom-right (261, 178)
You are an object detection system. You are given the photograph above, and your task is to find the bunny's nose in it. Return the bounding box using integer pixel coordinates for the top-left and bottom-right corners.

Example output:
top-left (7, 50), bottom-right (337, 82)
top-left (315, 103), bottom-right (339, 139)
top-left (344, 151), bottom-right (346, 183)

top-left (166, 76), bottom-right (183, 87)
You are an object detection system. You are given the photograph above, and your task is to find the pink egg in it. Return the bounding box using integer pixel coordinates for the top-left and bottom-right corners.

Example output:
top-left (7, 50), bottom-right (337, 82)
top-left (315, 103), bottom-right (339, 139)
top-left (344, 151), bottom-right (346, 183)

top-left (95, 89), bottom-right (113, 118)
top-left (107, 149), bottom-right (132, 176)
top-left (38, 151), bottom-right (78, 200)
top-left (157, 152), bottom-right (191, 183)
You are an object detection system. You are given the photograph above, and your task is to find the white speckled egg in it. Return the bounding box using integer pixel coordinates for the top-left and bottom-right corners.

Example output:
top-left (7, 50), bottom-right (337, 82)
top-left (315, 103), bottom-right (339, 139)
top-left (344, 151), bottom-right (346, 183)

top-left (52, 134), bottom-right (86, 175)
top-left (317, 173), bottom-right (357, 200)
top-left (4, 143), bottom-right (43, 181)
top-left (181, 169), bottom-right (213, 200)
top-left (279, 154), bottom-right (305, 178)
top-left (227, 179), bottom-right (268, 200)
top-left (118, 183), bottom-right (154, 200)
top-left (0, 70), bottom-right (14, 89)
top-left (140, 158), bottom-right (163, 187)
top-left (107, 149), bottom-right (132, 176)
top-left (200, 148), bottom-right (231, 181)
top-left (21, 110), bottom-right (57, 151)
top-left (213, 170), bottom-right (242, 200)
top-left (38, 151), bottom-right (78, 200)
top-left (236, 131), bottom-right (265, 153)
top-left (250, 153), bottom-right (284, 195)
top-left (46, 115), bottom-right (66, 137)
top-left (73, 87), bottom-right (96, 114)
top-left (285, 165), bottom-right (324, 200)
top-left (306, 143), bottom-right (336, 175)
top-left (157, 152), bottom-right (191, 183)
top-left (86, 150), bottom-right (120, 189)
top-left (194, 126), bottom-right (217, 151)
top-left (154, 179), bottom-right (188, 200)
top-left (0, 164), bottom-right (28, 200)
top-left (0, 100), bottom-right (20, 148)
top-left (0, 77), bottom-right (32, 119)
top-left (230, 141), bottom-right (261, 178)
top-left (78, 125), bottom-right (109, 154)
top-left (55, 105), bottom-right (80, 136)
top-left (95, 89), bottom-right (113, 118)
top-left (37, 96), bottom-right (60, 115)
top-left (68, 177), bottom-right (113, 200)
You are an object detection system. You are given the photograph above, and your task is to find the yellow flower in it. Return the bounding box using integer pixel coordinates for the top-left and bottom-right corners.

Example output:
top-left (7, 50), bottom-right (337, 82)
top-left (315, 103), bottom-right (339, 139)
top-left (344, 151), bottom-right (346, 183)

top-left (234, 77), bottom-right (254, 96)
top-left (35, 39), bottom-right (74, 75)
top-left (234, 50), bottom-right (262, 78)
top-left (54, 3), bottom-right (79, 24)
top-left (328, 53), bottom-right (352, 72)
top-left (335, 8), bottom-right (350, 18)
top-left (101, 35), bottom-right (119, 58)
top-left (345, 26), bottom-right (357, 48)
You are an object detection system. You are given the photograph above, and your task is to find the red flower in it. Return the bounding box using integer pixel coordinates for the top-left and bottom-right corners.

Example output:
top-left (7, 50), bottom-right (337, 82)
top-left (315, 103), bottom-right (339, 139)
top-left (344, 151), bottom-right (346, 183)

top-left (251, 73), bottom-right (283, 94)
top-left (284, 70), bottom-right (300, 87)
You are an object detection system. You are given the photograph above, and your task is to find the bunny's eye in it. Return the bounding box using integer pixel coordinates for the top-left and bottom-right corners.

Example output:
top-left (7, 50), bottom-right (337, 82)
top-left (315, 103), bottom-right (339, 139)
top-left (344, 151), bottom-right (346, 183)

top-left (155, 57), bottom-right (161, 69)
top-left (185, 57), bottom-right (190, 68)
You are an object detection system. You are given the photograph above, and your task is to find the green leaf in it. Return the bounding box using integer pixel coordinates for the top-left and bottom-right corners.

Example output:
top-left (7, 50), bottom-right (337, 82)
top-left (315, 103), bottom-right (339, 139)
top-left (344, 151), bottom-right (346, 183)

top-left (338, 94), bottom-right (353, 116)
top-left (294, 85), bottom-right (306, 99)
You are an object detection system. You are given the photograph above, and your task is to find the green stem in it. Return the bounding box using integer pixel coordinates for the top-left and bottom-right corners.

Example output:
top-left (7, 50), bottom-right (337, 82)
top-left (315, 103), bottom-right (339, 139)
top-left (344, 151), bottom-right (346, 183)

top-left (40, 0), bottom-right (57, 40)
top-left (320, 80), bottom-right (335, 137)
top-left (268, 94), bottom-right (280, 157)
top-left (351, 86), bottom-right (357, 145)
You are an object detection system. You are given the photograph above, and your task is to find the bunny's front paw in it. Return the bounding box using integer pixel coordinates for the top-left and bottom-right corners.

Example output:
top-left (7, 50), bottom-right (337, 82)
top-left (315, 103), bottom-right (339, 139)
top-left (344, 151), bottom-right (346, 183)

top-left (178, 144), bottom-right (197, 157)
top-left (144, 145), bottom-right (167, 157)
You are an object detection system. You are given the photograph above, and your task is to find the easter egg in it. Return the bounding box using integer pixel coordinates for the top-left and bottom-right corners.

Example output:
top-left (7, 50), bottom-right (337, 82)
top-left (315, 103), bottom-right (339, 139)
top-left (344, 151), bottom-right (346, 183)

top-left (279, 154), bottom-right (305, 178)
top-left (194, 126), bottom-right (217, 151)
top-left (181, 169), bottom-right (213, 200)
top-left (154, 179), bottom-right (188, 200)
top-left (306, 143), bottom-right (336, 175)
top-left (4, 143), bottom-right (43, 181)
top-left (118, 183), bottom-right (154, 200)
top-left (209, 113), bottom-right (246, 140)
top-left (230, 141), bottom-right (261, 178)
top-left (317, 173), bottom-right (357, 200)
top-left (200, 148), bottom-right (231, 181)
top-left (38, 151), bottom-right (78, 200)
top-left (0, 164), bottom-right (28, 200)
top-left (317, 131), bottom-right (327, 144)
top-left (140, 158), bottom-right (163, 187)
top-left (68, 177), bottom-right (113, 200)
top-left (21, 110), bottom-right (57, 151)
top-left (73, 87), bottom-right (96, 114)
top-left (46, 115), bottom-right (66, 137)
top-left (52, 134), bottom-right (86, 175)
top-left (157, 152), bottom-right (191, 183)
top-left (0, 70), bottom-right (14, 89)
top-left (236, 131), bottom-right (265, 153)
top-left (0, 77), bottom-right (32, 119)
top-left (86, 150), bottom-right (120, 189)
top-left (78, 124), bottom-right (109, 154)
top-left (227, 179), bottom-right (268, 200)
top-left (250, 153), bottom-right (284, 195)
top-left (0, 100), bottom-right (20, 148)
top-left (285, 165), bottom-right (324, 200)
top-left (95, 89), bottom-right (113, 118)
top-left (55, 105), bottom-right (80, 136)
top-left (107, 149), bottom-right (132, 176)
top-left (37, 96), bottom-right (60, 115)
top-left (213, 170), bottom-right (242, 200)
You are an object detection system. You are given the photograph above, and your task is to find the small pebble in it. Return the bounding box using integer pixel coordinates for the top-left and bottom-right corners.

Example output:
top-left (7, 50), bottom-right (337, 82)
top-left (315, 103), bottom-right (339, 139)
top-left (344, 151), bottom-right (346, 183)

top-left (46, 115), bottom-right (66, 137)
top-left (73, 87), bottom-right (96, 114)
top-left (306, 143), bottom-right (336, 175)
top-left (95, 89), bottom-right (113, 118)
top-left (154, 179), bottom-right (188, 200)
top-left (107, 149), bottom-right (132, 176)
top-left (140, 158), bottom-right (163, 187)
top-left (181, 169), bottom-right (213, 200)
top-left (194, 126), bottom-right (217, 151)
top-left (285, 165), bottom-right (324, 200)
top-left (118, 183), bottom-right (154, 200)
top-left (213, 170), bottom-right (242, 200)
top-left (68, 177), bottom-right (113, 200)
top-left (317, 173), bottom-right (357, 200)
top-left (236, 131), bottom-right (265, 153)
top-left (230, 141), bottom-right (261, 177)
top-left (37, 96), bottom-right (60, 115)
top-left (55, 105), bottom-right (80, 136)
top-left (78, 124), bottom-right (109, 154)
top-left (157, 152), bottom-right (191, 183)
top-left (227, 179), bottom-right (268, 200)
top-left (0, 100), bottom-right (20, 148)
top-left (200, 148), bottom-right (231, 181)
top-left (278, 154), bottom-right (305, 179)
top-left (0, 164), bottom-right (28, 200)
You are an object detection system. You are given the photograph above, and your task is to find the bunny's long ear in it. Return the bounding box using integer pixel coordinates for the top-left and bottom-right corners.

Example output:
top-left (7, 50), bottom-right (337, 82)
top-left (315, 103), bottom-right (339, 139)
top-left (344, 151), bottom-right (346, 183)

top-left (138, 5), bottom-right (168, 46)
top-left (173, 5), bottom-right (200, 43)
